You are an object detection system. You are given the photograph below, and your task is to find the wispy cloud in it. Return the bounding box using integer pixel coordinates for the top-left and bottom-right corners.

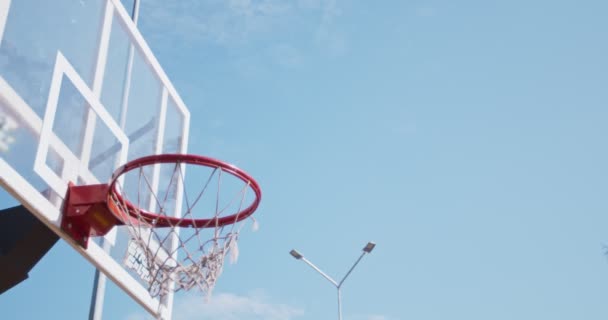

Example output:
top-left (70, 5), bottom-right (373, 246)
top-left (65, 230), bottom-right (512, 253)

top-left (313, 0), bottom-right (348, 57)
top-left (138, 0), bottom-right (291, 45)
top-left (268, 43), bottom-right (304, 68)
top-left (415, 7), bottom-right (437, 17)
top-left (126, 291), bottom-right (303, 320)
top-left (350, 314), bottom-right (400, 320)
top-left (137, 0), bottom-right (347, 58)
top-left (174, 291), bottom-right (304, 320)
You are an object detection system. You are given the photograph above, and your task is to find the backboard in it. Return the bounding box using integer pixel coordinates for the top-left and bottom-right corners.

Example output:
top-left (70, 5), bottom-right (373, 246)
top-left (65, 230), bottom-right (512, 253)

top-left (0, 0), bottom-right (189, 318)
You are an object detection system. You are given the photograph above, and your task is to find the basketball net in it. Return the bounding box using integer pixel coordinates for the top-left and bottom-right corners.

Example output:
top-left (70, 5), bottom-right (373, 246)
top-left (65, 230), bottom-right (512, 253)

top-left (109, 160), bottom-right (259, 298)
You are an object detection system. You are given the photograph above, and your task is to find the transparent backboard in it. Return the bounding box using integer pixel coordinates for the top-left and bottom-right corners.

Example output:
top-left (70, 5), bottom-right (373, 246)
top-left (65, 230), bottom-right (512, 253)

top-left (0, 0), bottom-right (189, 318)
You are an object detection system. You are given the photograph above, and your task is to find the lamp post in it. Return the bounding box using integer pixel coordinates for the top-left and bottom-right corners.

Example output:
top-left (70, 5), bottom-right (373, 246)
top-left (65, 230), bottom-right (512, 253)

top-left (290, 242), bottom-right (376, 320)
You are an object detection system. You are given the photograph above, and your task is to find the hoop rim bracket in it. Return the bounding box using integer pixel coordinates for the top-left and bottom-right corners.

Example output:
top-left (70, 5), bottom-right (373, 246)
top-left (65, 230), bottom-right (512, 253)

top-left (61, 183), bottom-right (121, 248)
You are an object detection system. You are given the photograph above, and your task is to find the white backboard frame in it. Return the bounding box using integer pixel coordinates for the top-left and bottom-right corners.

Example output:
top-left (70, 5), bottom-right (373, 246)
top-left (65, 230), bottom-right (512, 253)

top-left (0, 0), bottom-right (191, 318)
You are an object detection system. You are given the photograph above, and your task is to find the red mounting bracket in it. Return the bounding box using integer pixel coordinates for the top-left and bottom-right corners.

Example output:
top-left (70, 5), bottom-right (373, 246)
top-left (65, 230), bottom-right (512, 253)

top-left (61, 183), bottom-right (121, 249)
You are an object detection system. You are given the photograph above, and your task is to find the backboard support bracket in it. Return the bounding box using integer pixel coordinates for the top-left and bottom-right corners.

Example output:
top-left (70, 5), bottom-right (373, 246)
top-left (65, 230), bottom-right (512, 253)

top-left (0, 204), bottom-right (59, 294)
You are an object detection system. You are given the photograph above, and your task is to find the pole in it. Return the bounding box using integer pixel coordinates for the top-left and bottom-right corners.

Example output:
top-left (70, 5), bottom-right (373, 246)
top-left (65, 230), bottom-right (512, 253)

top-left (337, 287), bottom-right (343, 320)
top-left (131, 0), bottom-right (140, 22)
top-left (88, 239), bottom-right (111, 320)
top-left (88, 1), bottom-right (141, 319)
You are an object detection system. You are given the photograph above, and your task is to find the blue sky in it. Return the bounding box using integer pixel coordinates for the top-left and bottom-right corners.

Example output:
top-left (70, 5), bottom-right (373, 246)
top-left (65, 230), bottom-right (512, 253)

top-left (2, 0), bottom-right (608, 319)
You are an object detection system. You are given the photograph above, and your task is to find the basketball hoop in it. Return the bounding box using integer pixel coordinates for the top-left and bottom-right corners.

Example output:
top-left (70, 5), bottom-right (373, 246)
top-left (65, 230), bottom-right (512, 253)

top-left (61, 154), bottom-right (262, 297)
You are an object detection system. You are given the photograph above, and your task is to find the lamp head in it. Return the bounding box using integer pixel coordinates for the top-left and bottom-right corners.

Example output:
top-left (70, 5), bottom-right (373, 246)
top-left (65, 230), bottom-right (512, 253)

top-left (289, 249), bottom-right (303, 259)
top-left (363, 242), bottom-right (376, 253)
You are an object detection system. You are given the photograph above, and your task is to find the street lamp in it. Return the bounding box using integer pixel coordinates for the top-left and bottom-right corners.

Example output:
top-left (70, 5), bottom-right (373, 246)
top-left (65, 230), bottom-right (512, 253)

top-left (289, 242), bottom-right (376, 320)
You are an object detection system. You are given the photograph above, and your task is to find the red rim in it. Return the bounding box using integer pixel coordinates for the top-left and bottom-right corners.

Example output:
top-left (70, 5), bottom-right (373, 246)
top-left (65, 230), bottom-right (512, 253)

top-left (108, 154), bottom-right (262, 228)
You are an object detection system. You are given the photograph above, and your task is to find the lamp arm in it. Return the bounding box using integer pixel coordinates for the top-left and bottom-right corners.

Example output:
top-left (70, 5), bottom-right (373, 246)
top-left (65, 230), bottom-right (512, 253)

top-left (300, 257), bottom-right (339, 287)
top-left (338, 251), bottom-right (367, 288)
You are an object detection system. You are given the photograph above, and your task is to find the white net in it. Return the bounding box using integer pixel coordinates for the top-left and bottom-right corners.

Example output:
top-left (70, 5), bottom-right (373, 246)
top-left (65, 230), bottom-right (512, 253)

top-left (108, 156), bottom-right (260, 298)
